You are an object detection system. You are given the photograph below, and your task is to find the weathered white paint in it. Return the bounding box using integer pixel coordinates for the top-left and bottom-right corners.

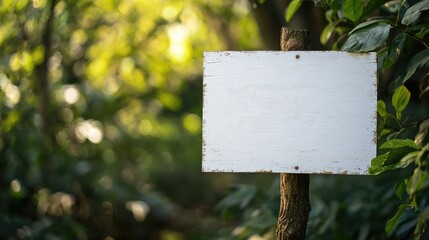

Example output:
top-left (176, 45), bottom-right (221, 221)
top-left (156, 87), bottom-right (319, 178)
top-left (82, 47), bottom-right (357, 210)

top-left (202, 51), bottom-right (377, 174)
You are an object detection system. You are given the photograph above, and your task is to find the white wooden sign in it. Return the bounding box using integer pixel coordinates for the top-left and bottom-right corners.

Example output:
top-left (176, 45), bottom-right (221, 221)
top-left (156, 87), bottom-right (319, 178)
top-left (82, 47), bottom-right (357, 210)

top-left (202, 51), bottom-right (377, 175)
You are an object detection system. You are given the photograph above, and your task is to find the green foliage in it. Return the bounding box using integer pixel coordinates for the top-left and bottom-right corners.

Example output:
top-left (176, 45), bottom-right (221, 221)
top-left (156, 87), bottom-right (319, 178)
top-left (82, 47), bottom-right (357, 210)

top-left (285, 0), bottom-right (304, 22)
top-left (377, 100), bottom-right (387, 118)
top-left (215, 181), bottom-right (279, 240)
top-left (390, 49), bottom-right (429, 91)
top-left (386, 204), bottom-right (407, 236)
top-left (392, 85), bottom-right (411, 120)
top-left (344, 3), bottom-right (429, 234)
top-left (217, 173), bottom-right (407, 239)
top-left (216, 185), bottom-right (257, 210)
top-left (3, 0), bottom-right (429, 238)
top-left (369, 139), bottom-right (420, 175)
top-left (402, 0), bottom-right (429, 25)
top-left (342, 0), bottom-right (363, 22)
top-left (0, 0), bottom-right (262, 239)
top-left (258, 0), bottom-right (429, 239)
top-left (320, 22), bottom-right (337, 45)
top-left (342, 20), bottom-right (391, 52)
top-left (389, 33), bottom-right (407, 63)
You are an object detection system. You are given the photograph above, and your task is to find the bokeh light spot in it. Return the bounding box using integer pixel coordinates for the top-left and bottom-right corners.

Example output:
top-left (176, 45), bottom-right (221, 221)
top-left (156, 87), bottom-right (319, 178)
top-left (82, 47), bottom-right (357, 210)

top-left (10, 179), bottom-right (21, 193)
top-left (75, 120), bottom-right (104, 144)
top-left (125, 201), bottom-right (150, 222)
top-left (63, 85), bottom-right (80, 104)
top-left (182, 114), bottom-right (201, 134)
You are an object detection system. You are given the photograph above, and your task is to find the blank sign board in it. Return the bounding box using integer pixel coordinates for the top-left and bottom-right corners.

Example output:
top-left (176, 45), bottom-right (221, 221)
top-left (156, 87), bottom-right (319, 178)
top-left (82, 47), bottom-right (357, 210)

top-left (202, 51), bottom-right (377, 174)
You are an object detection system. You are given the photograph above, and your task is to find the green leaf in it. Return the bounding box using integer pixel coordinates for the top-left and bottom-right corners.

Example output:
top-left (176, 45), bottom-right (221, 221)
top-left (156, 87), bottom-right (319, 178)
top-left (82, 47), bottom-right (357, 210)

top-left (380, 139), bottom-right (420, 150)
top-left (421, 206), bottom-right (429, 222)
top-left (343, 0), bottom-right (363, 22)
top-left (416, 25), bottom-right (429, 38)
top-left (378, 47), bottom-right (389, 72)
top-left (389, 151), bottom-right (418, 169)
top-left (387, 130), bottom-right (404, 140)
top-left (383, 113), bottom-right (403, 129)
top-left (369, 153), bottom-right (389, 175)
top-left (325, 9), bottom-right (335, 23)
top-left (326, 0), bottom-right (345, 11)
top-left (402, 0), bottom-right (429, 25)
top-left (420, 73), bottom-right (429, 97)
top-left (415, 143), bottom-right (429, 165)
top-left (386, 204), bottom-right (407, 235)
top-left (372, 150), bottom-right (418, 174)
top-left (405, 23), bottom-right (429, 34)
top-left (377, 100), bottom-right (387, 118)
top-left (362, 0), bottom-right (388, 17)
top-left (394, 180), bottom-right (406, 200)
top-left (415, 117), bottom-right (429, 146)
top-left (389, 49), bottom-right (429, 91)
top-left (369, 164), bottom-right (386, 175)
top-left (388, 33), bottom-right (407, 63)
top-left (371, 152), bottom-right (389, 165)
top-left (400, 49), bottom-right (429, 82)
top-left (416, 206), bottom-right (429, 234)
top-left (342, 20), bottom-right (391, 52)
top-left (320, 22), bottom-right (336, 45)
top-left (349, 19), bottom-right (382, 34)
top-left (285, 0), bottom-right (303, 22)
top-left (392, 85), bottom-right (410, 119)
top-left (216, 185), bottom-right (257, 210)
top-left (384, 147), bottom-right (418, 166)
top-left (406, 168), bottom-right (428, 195)
top-left (383, 0), bottom-right (403, 13)
top-left (380, 128), bottom-right (392, 138)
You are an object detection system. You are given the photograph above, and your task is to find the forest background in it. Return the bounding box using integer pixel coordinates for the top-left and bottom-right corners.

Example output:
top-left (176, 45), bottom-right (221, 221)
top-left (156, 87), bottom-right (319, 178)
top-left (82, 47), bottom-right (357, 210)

top-left (1, 0), bottom-right (428, 239)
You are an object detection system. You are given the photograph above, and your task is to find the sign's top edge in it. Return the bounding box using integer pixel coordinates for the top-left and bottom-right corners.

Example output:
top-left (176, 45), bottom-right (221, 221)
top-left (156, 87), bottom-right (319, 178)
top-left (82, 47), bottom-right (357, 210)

top-left (203, 50), bottom-right (376, 55)
top-left (203, 51), bottom-right (377, 62)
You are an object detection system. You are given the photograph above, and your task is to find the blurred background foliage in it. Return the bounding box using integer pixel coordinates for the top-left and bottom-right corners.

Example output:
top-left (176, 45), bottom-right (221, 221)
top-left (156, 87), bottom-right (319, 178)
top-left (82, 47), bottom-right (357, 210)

top-left (0, 0), bottom-right (263, 239)
top-left (0, 0), bottom-right (428, 239)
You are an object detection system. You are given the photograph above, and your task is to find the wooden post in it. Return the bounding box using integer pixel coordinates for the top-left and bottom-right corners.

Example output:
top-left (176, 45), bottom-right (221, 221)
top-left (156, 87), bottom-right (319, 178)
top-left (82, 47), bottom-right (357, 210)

top-left (276, 27), bottom-right (311, 240)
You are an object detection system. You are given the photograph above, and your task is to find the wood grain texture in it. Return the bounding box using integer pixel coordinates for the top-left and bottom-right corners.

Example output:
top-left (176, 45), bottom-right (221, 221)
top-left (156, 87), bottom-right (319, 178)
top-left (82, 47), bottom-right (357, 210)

top-left (277, 27), bottom-right (310, 240)
top-left (202, 51), bottom-right (377, 174)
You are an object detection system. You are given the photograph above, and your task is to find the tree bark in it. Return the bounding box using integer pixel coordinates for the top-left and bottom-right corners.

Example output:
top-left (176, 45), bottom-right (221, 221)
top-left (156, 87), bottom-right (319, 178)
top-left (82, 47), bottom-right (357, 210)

top-left (276, 28), bottom-right (311, 240)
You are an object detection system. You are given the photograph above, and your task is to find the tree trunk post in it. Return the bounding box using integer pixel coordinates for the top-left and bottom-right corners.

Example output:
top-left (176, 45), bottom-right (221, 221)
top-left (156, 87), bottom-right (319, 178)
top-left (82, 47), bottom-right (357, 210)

top-left (276, 27), bottom-right (311, 240)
